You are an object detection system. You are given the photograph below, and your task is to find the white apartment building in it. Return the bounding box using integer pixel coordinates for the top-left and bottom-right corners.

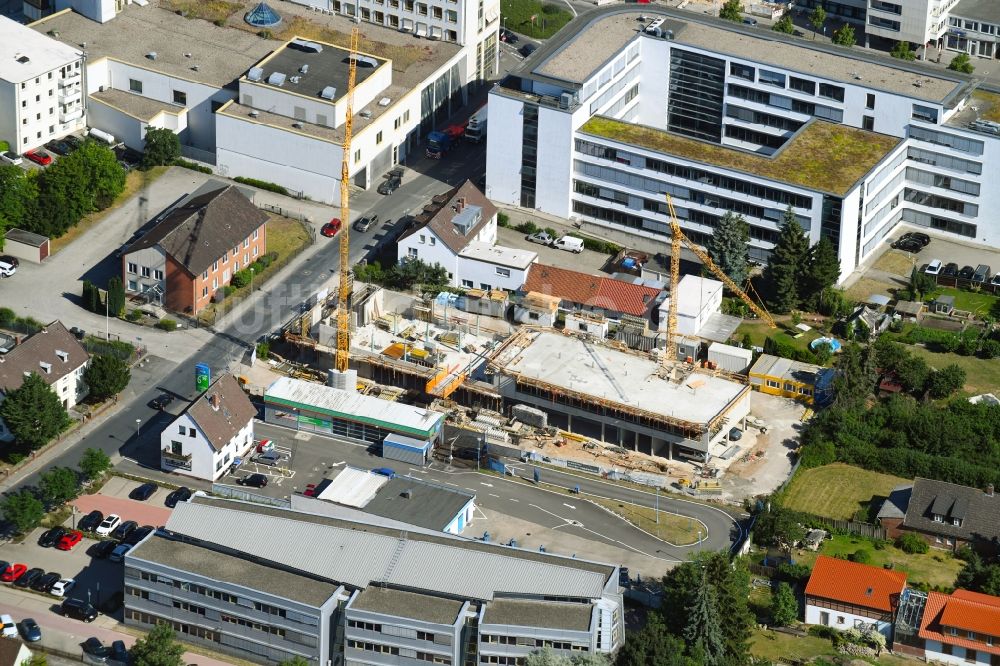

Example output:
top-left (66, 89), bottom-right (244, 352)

top-left (487, 7), bottom-right (1000, 283)
top-left (0, 16), bottom-right (85, 152)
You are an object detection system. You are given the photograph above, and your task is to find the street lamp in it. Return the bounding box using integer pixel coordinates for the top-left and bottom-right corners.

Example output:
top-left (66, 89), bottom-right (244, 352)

top-left (105, 293), bottom-right (109, 340)
top-left (135, 418), bottom-right (141, 439)
top-left (250, 267), bottom-right (255, 292)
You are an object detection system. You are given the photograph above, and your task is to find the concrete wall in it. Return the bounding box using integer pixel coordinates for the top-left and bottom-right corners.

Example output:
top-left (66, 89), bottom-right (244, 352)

top-left (455, 255), bottom-right (531, 291)
top-left (484, 92), bottom-right (524, 204)
top-left (804, 602), bottom-right (893, 640)
top-left (923, 639), bottom-right (994, 665)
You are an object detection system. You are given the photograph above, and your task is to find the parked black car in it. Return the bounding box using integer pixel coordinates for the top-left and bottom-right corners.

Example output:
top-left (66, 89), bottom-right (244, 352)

top-left (942, 262), bottom-right (960, 278)
top-left (44, 139), bottom-right (72, 156)
top-left (38, 526), bottom-right (66, 548)
top-left (959, 265), bottom-right (976, 280)
top-left (14, 567), bottom-right (44, 588)
top-left (238, 473), bottom-right (268, 488)
top-left (164, 487), bottom-right (192, 508)
top-left (32, 571), bottom-right (61, 593)
top-left (377, 173), bottom-right (401, 195)
top-left (891, 237), bottom-right (922, 253)
top-left (62, 598), bottom-right (98, 622)
top-left (90, 540), bottom-right (118, 560)
top-left (110, 640), bottom-right (128, 664)
top-left (124, 525), bottom-right (154, 546)
top-left (149, 393), bottom-right (174, 410)
top-left (519, 43), bottom-right (538, 58)
top-left (111, 520), bottom-right (138, 541)
top-left (63, 136), bottom-right (84, 152)
top-left (499, 27), bottom-right (519, 43)
top-left (78, 510), bottom-right (104, 533)
top-left (82, 637), bottom-right (108, 658)
top-left (900, 231), bottom-right (931, 246)
top-left (129, 482), bottom-right (158, 501)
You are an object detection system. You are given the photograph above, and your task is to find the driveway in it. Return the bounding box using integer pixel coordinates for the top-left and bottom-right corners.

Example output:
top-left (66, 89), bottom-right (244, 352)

top-left (497, 227), bottom-right (612, 277)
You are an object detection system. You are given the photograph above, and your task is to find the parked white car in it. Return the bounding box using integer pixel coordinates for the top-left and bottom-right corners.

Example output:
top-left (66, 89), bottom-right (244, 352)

top-left (0, 261), bottom-right (15, 279)
top-left (0, 614), bottom-right (16, 638)
top-left (50, 578), bottom-right (75, 598)
top-left (0, 151), bottom-right (22, 166)
top-left (96, 514), bottom-right (121, 536)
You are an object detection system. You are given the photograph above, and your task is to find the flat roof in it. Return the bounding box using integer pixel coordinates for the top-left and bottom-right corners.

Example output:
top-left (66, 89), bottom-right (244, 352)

top-left (749, 353), bottom-right (821, 383)
top-left (520, 6), bottom-right (965, 103)
top-left (351, 587), bottom-right (464, 625)
top-left (483, 599), bottom-right (594, 632)
top-left (459, 242), bottom-right (538, 269)
top-left (363, 476), bottom-right (474, 531)
top-left (265, 376), bottom-right (443, 438)
top-left (580, 116), bottom-right (901, 196)
top-left (91, 88), bottom-right (182, 121)
top-left (951, 0), bottom-right (1000, 23)
top-left (1, 15), bottom-right (81, 83)
top-left (31, 6), bottom-right (277, 87)
top-left (129, 532), bottom-right (340, 606)
top-left (674, 275), bottom-right (722, 318)
top-left (252, 38), bottom-right (385, 104)
top-left (489, 330), bottom-right (748, 428)
top-left (947, 90), bottom-right (1000, 129)
top-left (318, 466), bottom-right (388, 507)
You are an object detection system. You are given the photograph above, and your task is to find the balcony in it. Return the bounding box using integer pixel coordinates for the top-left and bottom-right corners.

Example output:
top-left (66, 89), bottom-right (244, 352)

top-left (58, 86), bottom-right (81, 103)
top-left (59, 73), bottom-right (81, 88)
top-left (59, 108), bottom-right (83, 123)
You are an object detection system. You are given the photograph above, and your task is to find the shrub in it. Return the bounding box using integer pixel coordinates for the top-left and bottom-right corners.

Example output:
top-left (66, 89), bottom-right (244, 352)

top-left (222, 285), bottom-right (236, 297)
top-left (808, 625), bottom-right (838, 640)
top-left (126, 309), bottom-right (142, 322)
top-left (896, 532), bottom-right (930, 554)
top-left (258, 29), bottom-right (273, 38)
top-left (231, 270), bottom-right (251, 289)
top-left (233, 176), bottom-right (289, 196)
top-left (256, 341), bottom-right (270, 360)
top-left (776, 562), bottom-right (812, 583)
top-left (173, 158), bottom-right (213, 174)
top-left (515, 221), bottom-right (539, 234)
top-left (497, 212), bottom-right (510, 228)
top-left (849, 548), bottom-right (872, 564)
top-left (155, 318), bottom-right (178, 331)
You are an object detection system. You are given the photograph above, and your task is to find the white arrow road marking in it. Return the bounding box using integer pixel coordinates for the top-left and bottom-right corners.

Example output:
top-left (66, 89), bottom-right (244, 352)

top-left (480, 482), bottom-right (494, 487)
top-left (563, 503), bottom-right (576, 510)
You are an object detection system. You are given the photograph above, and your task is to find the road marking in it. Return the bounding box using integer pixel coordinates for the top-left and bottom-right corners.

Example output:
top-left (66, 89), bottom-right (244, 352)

top-left (489, 493), bottom-right (500, 498)
top-left (508, 498), bottom-right (519, 502)
top-left (464, 487), bottom-right (476, 492)
top-left (563, 503), bottom-right (576, 510)
top-left (480, 482), bottom-right (493, 487)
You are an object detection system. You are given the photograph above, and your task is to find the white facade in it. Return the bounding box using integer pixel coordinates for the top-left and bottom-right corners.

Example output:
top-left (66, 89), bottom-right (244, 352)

top-left (456, 242), bottom-right (536, 291)
top-left (923, 640), bottom-right (994, 665)
top-left (804, 603), bottom-right (894, 640)
top-left (658, 275), bottom-right (723, 337)
top-left (865, 0), bottom-right (959, 48)
top-left (54, 0), bottom-right (134, 23)
top-left (50, 362), bottom-right (89, 409)
top-left (397, 213), bottom-right (498, 283)
top-left (160, 412), bottom-right (255, 482)
top-left (0, 16), bottom-right (85, 152)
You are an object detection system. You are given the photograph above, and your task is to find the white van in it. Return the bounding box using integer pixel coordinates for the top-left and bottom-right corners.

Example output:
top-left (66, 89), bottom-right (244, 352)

top-left (0, 261), bottom-right (15, 278)
top-left (553, 236), bottom-right (584, 253)
top-left (925, 259), bottom-right (942, 276)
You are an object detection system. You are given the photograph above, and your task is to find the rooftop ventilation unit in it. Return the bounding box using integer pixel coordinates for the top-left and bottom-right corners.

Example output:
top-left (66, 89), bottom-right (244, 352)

top-left (320, 86), bottom-right (337, 100)
top-left (644, 18), bottom-right (666, 36)
top-left (350, 55), bottom-right (378, 68)
top-left (290, 75), bottom-right (301, 84)
top-left (247, 66), bottom-right (264, 82)
top-left (267, 71), bottom-right (287, 86)
top-left (191, 64), bottom-right (200, 71)
top-left (378, 97), bottom-right (391, 107)
top-left (292, 122), bottom-right (303, 129)
top-left (15, 55), bottom-right (29, 64)
top-left (359, 109), bottom-right (372, 119)
top-left (249, 110), bottom-right (259, 118)
top-left (299, 64), bottom-right (309, 74)
top-left (292, 39), bottom-right (323, 53)
top-left (146, 51), bottom-right (158, 60)
top-left (184, 52), bottom-right (192, 58)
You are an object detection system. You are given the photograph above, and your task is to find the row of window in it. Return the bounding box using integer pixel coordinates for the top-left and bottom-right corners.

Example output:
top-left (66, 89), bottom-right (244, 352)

top-left (725, 104), bottom-right (804, 133)
top-left (221, 613), bottom-right (285, 637)
top-left (907, 146), bottom-right (982, 175)
top-left (868, 14), bottom-right (900, 31)
top-left (727, 62), bottom-right (845, 101)
top-left (480, 636), bottom-right (587, 650)
top-left (908, 126), bottom-right (984, 156)
top-left (727, 83), bottom-right (844, 122)
top-left (901, 208), bottom-right (977, 239)
top-left (763, 379), bottom-right (813, 396)
top-left (904, 188), bottom-right (978, 216)
top-left (18, 62), bottom-right (81, 90)
top-left (905, 167), bottom-right (980, 196)
top-left (347, 640), bottom-right (450, 663)
top-left (126, 264), bottom-right (165, 280)
top-left (949, 16), bottom-right (1000, 35)
top-left (126, 609), bottom-right (221, 641)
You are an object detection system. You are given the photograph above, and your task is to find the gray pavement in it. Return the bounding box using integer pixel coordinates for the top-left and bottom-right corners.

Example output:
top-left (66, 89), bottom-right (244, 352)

top-left (496, 227), bottom-right (612, 276)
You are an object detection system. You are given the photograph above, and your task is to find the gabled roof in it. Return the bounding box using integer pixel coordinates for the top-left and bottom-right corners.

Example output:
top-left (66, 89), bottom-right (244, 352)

top-left (919, 590), bottom-right (1000, 655)
top-left (876, 484), bottom-right (913, 520)
top-left (523, 264), bottom-right (661, 317)
top-left (902, 477), bottom-right (1000, 543)
top-left (180, 374), bottom-right (256, 451)
top-left (0, 639), bottom-right (28, 666)
top-left (0, 321), bottom-right (89, 393)
top-left (124, 183), bottom-right (268, 276)
top-left (804, 555), bottom-right (907, 613)
top-left (398, 180), bottom-right (497, 254)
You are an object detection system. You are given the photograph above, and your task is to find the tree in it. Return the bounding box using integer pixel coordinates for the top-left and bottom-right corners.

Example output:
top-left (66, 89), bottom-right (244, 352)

top-left (763, 207), bottom-right (810, 313)
top-left (926, 364), bottom-right (966, 398)
top-left (752, 503), bottom-right (806, 548)
top-left (2, 490), bottom-right (44, 534)
top-left (82, 280), bottom-right (103, 314)
top-left (84, 354), bottom-right (131, 400)
top-left (719, 0), bottom-right (743, 22)
top-left (806, 237), bottom-right (840, 307)
top-left (34, 156), bottom-right (92, 237)
top-left (707, 212), bottom-right (750, 286)
top-left (0, 165), bottom-right (39, 231)
top-left (142, 128), bottom-right (181, 168)
top-left (0, 373), bottom-right (70, 449)
top-left (832, 23), bottom-right (856, 46)
top-left (80, 447), bottom-right (112, 481)
top-left (896, 355), bottom-right (930, 394)
top-left (809, 6), bottom-right (826, 39)
top-left (949, 52), bottom-right (975, 74)
top-left (849, 548), bottom-right (872, 564)
top-left (683, 573), bottom-right (726, 666)
top-left (615, 614), bottom-right (697, 666)
top-left (130, 624), bottom-right (185, 666)
top-left (106, 276), bottom-right (126, 317)
top-left (72, 141), bottom-right (126, 210)
top-left (39, 466), bottom-right (79, 506)
top-left (526, 649), bottom-right (607, 666)
top-left (772, 13), bottom-right (794, 33)
top-left (770, 582), bottom-right (798, 626)
top-left (891, 41), bottom-right (917, 61)
top-left (908, 266), bottom-right (936, 302)
top-left (277, 658), bottom-right (311, 666)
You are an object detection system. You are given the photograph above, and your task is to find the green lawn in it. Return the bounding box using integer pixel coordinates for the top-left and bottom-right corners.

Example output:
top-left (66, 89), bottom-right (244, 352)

top-left (926, 286), bottom-right (1000, 318)
top-left (794, 534), bottom-right (964, 589)
top-left (906, 345), bottom-right (1000, 395)
top-left (588, 496), bottom-right (700, 546)
top-left (782, 463), bottom-right (909, 521)
top-left (501, 0), bottom-right (573, 38)
top-left (751, 628), bottom-right (912, 665)
top-left (736, 321), bottom-right (823, 354)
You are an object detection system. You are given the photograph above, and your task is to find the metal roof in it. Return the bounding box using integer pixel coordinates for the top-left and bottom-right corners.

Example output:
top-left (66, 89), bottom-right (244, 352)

top-left (317, 466), bottom-right (388, 507)
top-left (265, 376), bottom-right (444, 438)
top-left (165, 500), bottom-right (610, 601)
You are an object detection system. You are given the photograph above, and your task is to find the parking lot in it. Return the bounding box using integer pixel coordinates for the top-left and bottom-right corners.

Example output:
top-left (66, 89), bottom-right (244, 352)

top-left (496, 227), bottom-right (613, 277)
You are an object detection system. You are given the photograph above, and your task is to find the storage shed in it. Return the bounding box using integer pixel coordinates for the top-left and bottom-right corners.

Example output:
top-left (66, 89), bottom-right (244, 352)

top-left (382, 432), bottom-right (433, 466)
top-left (708, 342), bottom-right (754, 374)
top-left (4, 228), bottom-right (49, 264)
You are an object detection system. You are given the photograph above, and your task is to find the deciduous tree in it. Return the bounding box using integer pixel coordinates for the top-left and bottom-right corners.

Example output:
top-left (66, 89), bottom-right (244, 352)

top-left (130, 624), bottom-right (185, 666)
top-left (707, 212), bottom-right (750, 287)
top-left (772, 13), bottom-right (794, 33)
top-left (949, 52), bottom-right (975, 73)
top-left (0, 373), bottom-right (70, 449)
top-left (35, 156), bottom-right (92, 237)
top-left (926, 364), bottom-right (966, 398)
top-left (770, 582), bottom-right (798, 626)
top-left (72, 141), bottom-right (126, 209)
top-left (0, 165), bottom-right (38, 231)
top-left (141, 128), bottom-right (181, 169)
top-left (832, 23), bottom-right (856, 46)
top-left (719, 0), bottom-right (743, 22)
top-left (891, 41), bottom-right (916, 60)
top-left (84, 354), bottom-right (131, 400)
top-left (39, 466), bottom-right (79, 506)
top-left (1, 490), bottom-right (44, 534)
top-left (615, 614), bottom-right (697, 666)
top-left (80, 447), bottom-right (112, 481)
top-left (809, 6), bottom-right (826, 38)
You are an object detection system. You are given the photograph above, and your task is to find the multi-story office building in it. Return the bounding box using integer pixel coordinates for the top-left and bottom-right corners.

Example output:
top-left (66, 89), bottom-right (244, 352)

top-left (125, 497), bottom-right (623, 665)
top-left (946, 0), bottom-right (1000, 59)
top-left (486, 6), bottom-right (1000, 282)
top-left (0, 16), bottom-right (85, 152)
top-left (864, 0), bottom-right (961, 51)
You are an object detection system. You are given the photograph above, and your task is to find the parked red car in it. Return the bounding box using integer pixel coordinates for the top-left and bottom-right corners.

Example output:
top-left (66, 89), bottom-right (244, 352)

top-left (1, 563), bottom-right (27, 583)
top-left (56, 530), bottom-right (83, 551)
top-left (320, 219), bottom-right (342, 237)
top-left (24, 149), bottom-right (52, 166)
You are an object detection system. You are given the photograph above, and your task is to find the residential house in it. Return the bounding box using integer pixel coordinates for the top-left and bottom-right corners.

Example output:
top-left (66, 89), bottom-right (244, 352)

top-left (916, 589), bottom-right (1000, 665)
top-left (0, 639), bottom-right (34, 666)
top-left (885, 477), bottom-right (1000, 553)
top-left (121, 182), bottom-right (268, 315)
top-left (160, 374), bottom-right (257, 481)
top-left (0, 321), bottom-right (90, 409)
top-left (804, 555), bottom-right (908, 641)
top-left (396, 180), bottom-right (536, 292)
top-left (522, 263), bottom-right (662, 322)
top-left (876, 483), bottom-right (913, 533)
top-left (748, 354), bottom-right (836, 406)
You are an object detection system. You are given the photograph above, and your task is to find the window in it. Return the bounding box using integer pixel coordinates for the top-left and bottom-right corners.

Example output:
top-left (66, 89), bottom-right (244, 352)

top-left (784, 383), bottom-right (795, 391)
top-left (140, 266), bottom-right (150, 278)
top-left (729, 62), bottom-right (754, 81)
top-left (964, 649), bottom-right (975, 663)
top-left (863, 115), bottom-right (875, 131)
top-left (837, 616), bottom-right (845, 625)
top-left (253, 229), bottom-right (259, 240)
top-left (868, 14), bottom-right (900, 30)
top-left (789, 77), bottom-right (815, 94)
top-left (376, 131), bottom-right (383, 145)
top-left (129, 78), bottom-right (143, 93)
top-left (870, 0), bottom-right (902, 12)
top-left (766, 380), bottom-right (780, 388)
top-left (127, 262), bottom-right (138, 274)
top-left (212, 261), bottom-right (219, 272)
top-left (408, 247), bottom-right (418, 258)
top-left (253, 246), bottom-right (259, 257)
top-left (480, 283), bottom-right (490, 290)
top-left (445, 29), bottom-right (457, 41)
top-left (446, 9), bottom-right (457, 21)
top-left (202, 287), bottom-right (208, 297)
top-left (461, 279), bottom-right (473, 288)
top-left (912, 104), bottom-right (939, 123)
top-left (172, 90), bottom-right (187, 106)
top-left (758, 70), bottom-right (786, 88)
top-left (953, 518), bottom-right (962, 526)
top-left (202, 270), bottom-right (209, 280)
top-left (419, 234), bottom-right (426, 244)
top-left (866, 93), bottom-right (875, 109)
top-left (188, 427), bottom-right (195, 436)
top-left (495, 267), bottom-right (511, 278)
top-left (354, 149), bottom-right (361, 163)
top-left (244, 238), bottom-right (249, 248)
top-left (212, 279), bottom-right (218, 290)
top-left (128, 280), bottom-right (138, 291)
top-left (818, 83), bottom-right (844, 102)
top-left (432, 6), bottom-right (442, 18)
top-left (178, 425), bottom-right (185, 435)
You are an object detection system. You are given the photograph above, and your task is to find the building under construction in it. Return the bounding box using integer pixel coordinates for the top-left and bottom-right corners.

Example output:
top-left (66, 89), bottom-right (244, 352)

top-left (484, 329), bottom-right (750, 461)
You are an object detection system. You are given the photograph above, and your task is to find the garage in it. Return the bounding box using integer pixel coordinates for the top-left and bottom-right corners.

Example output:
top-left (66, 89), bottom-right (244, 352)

top-left (5, 228), bottom-right (49, 264)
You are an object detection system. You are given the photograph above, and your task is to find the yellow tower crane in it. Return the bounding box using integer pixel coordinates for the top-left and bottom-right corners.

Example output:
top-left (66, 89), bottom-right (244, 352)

top-left (335, 27), bottom-right (361, 374)
top-left (664, 194), bottom-right (776, 366)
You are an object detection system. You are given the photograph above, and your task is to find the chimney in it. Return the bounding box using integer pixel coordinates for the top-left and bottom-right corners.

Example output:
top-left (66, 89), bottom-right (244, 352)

top-left (209, 393), bottom-right (220, 410)
top-left (987, 484), bottom-right (995, 497)
top-left (456, 197), bottom-right (465, 212)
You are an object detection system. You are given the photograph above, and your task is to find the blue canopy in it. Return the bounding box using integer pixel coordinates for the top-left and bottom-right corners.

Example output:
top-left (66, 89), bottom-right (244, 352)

top-left (245, 2), bottom-right (282, 28)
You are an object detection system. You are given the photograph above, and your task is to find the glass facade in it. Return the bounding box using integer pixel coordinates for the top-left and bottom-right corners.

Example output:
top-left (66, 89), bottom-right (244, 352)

top-left (520, 103), bottom-right (539, 208)
top-left (667, 49), bottom-right (725, 142)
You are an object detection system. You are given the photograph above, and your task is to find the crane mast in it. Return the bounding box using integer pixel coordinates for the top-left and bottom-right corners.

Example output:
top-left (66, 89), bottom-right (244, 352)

top-left (335, 28), bottom-right (360, 374)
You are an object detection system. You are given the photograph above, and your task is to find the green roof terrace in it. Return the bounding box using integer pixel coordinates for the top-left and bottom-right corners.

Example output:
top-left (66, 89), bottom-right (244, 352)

top-left (579, 117), bottom-right (902, 197)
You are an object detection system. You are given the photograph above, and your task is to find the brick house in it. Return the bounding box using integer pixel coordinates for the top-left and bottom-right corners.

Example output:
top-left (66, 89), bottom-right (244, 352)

top-left (878, 477), bottom-right (1000, 554)
top-left (804, 555), bottom-right (907, 642)
top-left (121, 182), bottom-right (268, 315)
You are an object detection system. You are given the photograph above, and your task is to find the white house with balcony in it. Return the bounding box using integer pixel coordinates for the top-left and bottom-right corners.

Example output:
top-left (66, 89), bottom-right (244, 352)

top-left (160, 374), bottom-right (258, 481)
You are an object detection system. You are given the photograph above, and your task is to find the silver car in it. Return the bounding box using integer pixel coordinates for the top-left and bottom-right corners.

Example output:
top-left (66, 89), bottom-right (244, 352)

top-left (525, 231), bottom-right (554, 245)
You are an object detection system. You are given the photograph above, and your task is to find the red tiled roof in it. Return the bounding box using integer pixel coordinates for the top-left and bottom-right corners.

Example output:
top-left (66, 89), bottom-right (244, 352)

top-left (804, 556), bottom-right (907, 613)
top-left (523, 264), bottom-right (660, 317)
top-left (919, 591), bottom-right (1000, 656)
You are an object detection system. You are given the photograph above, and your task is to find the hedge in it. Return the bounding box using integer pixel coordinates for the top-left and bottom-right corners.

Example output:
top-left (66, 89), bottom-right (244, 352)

top-left (233, 176), bottom-right (290, 196)
top-left (173, 158), bottom-right (213, 174)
